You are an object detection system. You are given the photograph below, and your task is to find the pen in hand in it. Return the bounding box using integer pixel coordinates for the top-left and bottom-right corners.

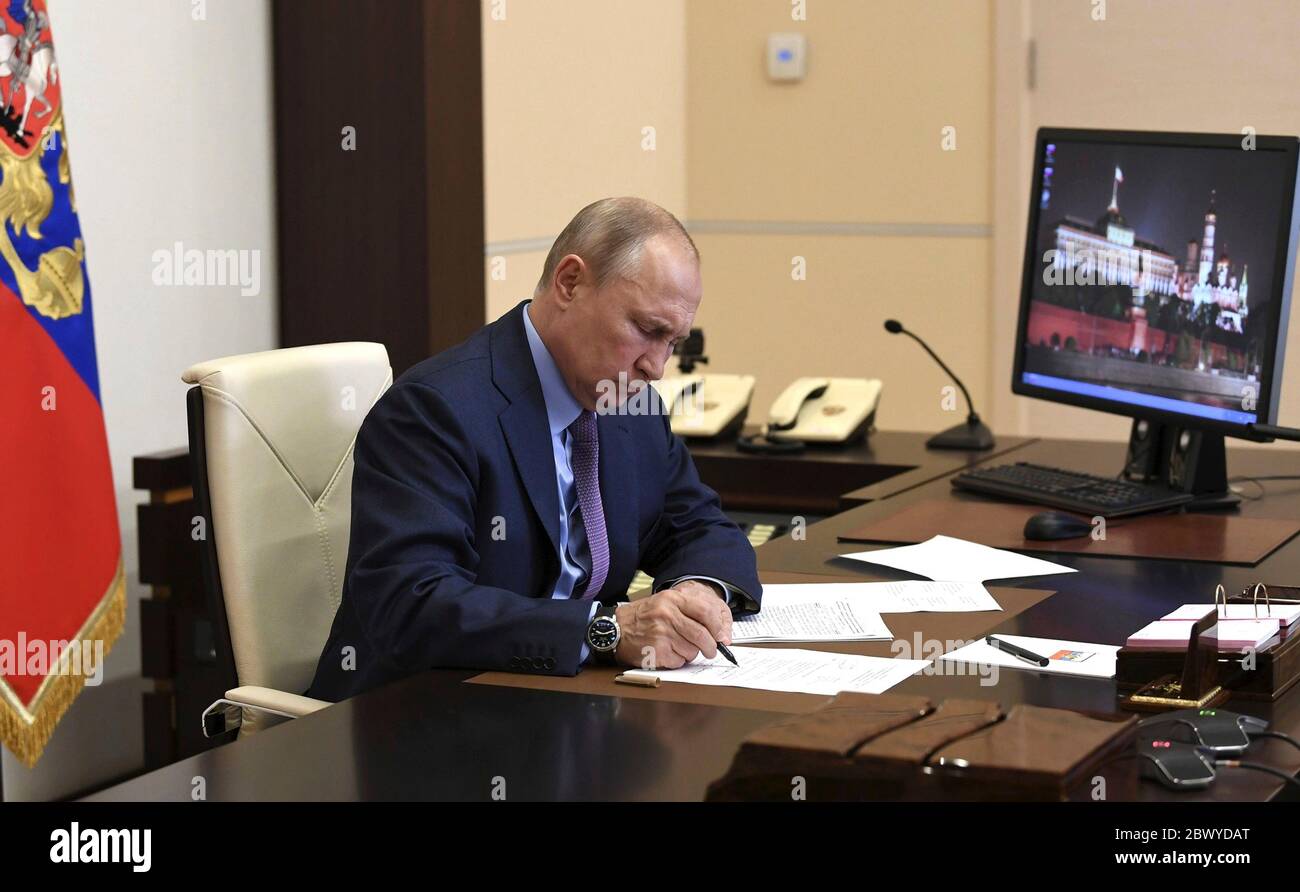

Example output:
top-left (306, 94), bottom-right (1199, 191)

top-left (717, 642), bottom-right (739, 666)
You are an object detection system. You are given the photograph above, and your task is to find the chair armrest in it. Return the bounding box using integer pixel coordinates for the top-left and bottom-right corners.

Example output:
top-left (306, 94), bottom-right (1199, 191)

top-left (202, 686), bottom-right (330, 738)
top-left (225, 685), bottom-right (330, 718)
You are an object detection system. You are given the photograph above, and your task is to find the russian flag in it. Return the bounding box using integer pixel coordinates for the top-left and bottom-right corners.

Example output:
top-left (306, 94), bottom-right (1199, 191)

top-left (0, 0), bottom-right (121, 767)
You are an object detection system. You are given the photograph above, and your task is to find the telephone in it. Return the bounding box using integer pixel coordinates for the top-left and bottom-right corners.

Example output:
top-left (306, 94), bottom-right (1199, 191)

top-left (652, 373), bottom-right (756, 439)
top-left (759, 377), bottom-right (882, 446)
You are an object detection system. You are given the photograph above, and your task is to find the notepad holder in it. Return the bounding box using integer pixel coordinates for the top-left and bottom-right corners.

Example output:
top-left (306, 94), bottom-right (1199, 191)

top-left (1117, 606), bottom-right (1228, 713)
top-left (1222, 583), bottom-right (1300, 701)
top-left (1117, 583), bottom-right (1300, 704)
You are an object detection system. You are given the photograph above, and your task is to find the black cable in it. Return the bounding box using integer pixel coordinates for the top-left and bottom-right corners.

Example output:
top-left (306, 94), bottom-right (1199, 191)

top-left (1228, 474), bottom-right (1300, 501)
top-left (1249, 730), bottom-right (1300, 754)
top-left (1229, 479), bottom-right (1266, 500)
top-left (1215, 760), bottom-right (1300, 791)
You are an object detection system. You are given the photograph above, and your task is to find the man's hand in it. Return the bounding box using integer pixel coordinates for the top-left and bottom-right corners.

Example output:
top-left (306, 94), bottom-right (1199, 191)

top-left (614, 581), bottom-right (732, 669)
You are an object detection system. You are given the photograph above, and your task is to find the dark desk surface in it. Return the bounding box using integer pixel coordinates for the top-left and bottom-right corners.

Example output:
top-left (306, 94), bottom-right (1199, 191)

top-left (756, 436), bottom-right (1300, 800)
top-left (687, 428), bottom-right (1036, 515)
top-left (92, 435), bottom-right (1300, 802)
top-left (756, 437), bottom-right (1300, 580)
top-left (87, 669), bottom-right (784, 802)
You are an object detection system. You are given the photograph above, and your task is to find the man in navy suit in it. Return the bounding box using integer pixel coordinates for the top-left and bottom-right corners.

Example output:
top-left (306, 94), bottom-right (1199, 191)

top-left (309, 197), bottom-right (761, 701)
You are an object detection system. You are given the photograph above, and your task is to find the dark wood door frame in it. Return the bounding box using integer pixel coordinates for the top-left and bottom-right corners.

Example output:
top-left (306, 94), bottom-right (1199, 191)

top-left (272, 0), bottom-right (485, 374)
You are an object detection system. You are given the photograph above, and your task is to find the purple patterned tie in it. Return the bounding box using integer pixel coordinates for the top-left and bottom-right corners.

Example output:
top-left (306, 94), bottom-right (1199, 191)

top-left (569, 410), bottom-right (609, 600)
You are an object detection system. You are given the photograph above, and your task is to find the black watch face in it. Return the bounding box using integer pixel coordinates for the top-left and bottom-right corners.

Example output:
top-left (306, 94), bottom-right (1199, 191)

top-left (588, 616), bottom-right (619, 652)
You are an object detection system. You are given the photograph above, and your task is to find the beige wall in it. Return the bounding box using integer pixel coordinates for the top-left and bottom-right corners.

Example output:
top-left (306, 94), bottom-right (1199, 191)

top-left (481, 0), bottom-right (688, 322)
top-left (684, 233), bottom-right (991, 430)
top-left (484, 0), bottom-right (994, 434)
top-left (484, 0), bottom-right (1300, 450)
top-left (686, 0), bottom-right (993, 432)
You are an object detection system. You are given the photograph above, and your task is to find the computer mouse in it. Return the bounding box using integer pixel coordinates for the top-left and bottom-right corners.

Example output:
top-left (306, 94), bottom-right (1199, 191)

top-left (1023, 511), bottom-right (1093, 541)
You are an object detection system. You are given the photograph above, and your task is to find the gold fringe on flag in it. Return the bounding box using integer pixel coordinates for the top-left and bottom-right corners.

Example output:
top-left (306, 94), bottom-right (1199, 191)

top-left (0, 560), bottom-right (125, 768)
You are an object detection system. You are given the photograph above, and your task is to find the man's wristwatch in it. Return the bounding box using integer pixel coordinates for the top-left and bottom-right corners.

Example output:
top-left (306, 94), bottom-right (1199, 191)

top-left (586, 603), bottom-right (621, 664)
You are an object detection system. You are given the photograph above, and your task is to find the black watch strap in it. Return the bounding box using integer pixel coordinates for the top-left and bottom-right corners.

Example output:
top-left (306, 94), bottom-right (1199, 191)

top-left (588, 602), bottom-right (620, 664)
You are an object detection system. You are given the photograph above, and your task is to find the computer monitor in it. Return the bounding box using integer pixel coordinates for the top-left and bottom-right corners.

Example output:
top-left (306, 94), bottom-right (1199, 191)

top-left (1012, 128), bottom-right (1300, 442)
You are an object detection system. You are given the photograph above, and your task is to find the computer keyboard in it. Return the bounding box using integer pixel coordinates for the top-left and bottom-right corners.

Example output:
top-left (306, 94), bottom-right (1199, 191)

top-left (952, 462), bottom-right (1194, 518)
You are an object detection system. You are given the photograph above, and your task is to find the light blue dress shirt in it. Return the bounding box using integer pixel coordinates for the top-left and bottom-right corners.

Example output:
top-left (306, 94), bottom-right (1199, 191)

top-left (522, 305), bottom-right (601, 660)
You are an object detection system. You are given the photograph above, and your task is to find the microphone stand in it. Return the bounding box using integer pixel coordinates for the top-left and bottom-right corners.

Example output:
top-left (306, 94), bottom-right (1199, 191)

top-left (885, 319), bottom-right (995, 451)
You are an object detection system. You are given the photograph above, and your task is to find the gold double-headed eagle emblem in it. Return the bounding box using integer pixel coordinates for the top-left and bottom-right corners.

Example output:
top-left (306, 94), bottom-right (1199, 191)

top-left (0, 108), bottom-right (85, 320)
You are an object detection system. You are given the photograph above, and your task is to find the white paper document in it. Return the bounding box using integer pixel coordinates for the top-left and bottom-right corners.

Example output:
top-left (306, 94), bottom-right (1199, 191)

top-left (731, 598), bottom-right (893, 643)
top-left (1127, 618), bottom-right (1282, 651)
top-left (938, 634), bottom-right (1118, 679)
top-left (840, 534), bottom-right (1077, 583)
top-left (760, 580), bottom-right (1003, 614)
top-left (622, 646), bottom-right (929, 696)
top-left (1163, 602), bottom-right (1300, 628)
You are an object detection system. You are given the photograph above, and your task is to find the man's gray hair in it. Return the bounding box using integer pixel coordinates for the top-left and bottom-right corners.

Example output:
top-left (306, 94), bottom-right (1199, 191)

top-left (534, 197), bottom-right (699, 296)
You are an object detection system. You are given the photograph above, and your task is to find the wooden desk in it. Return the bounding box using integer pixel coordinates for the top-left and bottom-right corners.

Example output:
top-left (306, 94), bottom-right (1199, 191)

top-left (687, 428), bottom-right (1035, 514)
top-left (97, 436), bottom-right (1300, 801)
top-left (755, 436), bottom-right (1300, 800)
top-left (122, 430), bottom-right (1031, 775)
top-left (85, 669), bottom-right (780, 802)
top-left (835, 433), bottom-right (1037, 509)
top-left (86, 652), bottom-right (1297, 803)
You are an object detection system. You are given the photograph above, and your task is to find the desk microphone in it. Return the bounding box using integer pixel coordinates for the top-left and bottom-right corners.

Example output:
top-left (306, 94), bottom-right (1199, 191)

top-left (883, 319), bottom-right (994, 451)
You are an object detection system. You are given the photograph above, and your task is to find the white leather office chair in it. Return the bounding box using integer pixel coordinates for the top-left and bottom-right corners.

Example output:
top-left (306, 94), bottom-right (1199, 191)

top-left (183, 343), bottom-right (392, 738)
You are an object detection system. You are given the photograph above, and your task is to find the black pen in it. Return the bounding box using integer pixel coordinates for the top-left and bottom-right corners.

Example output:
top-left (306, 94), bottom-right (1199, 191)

top-left (985, 635), bottom-right (1049, 668)
top-left (717, 642), bottom-right (739, 666)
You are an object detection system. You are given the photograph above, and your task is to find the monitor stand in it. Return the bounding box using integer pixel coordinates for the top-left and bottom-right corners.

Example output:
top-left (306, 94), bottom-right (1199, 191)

top-left (1120, 419), bottom-right (1239, 510)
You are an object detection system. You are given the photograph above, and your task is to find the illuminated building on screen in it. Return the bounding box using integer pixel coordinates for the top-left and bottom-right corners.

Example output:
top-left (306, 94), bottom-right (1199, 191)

top-left (1047, 172), bottom-right (1249, 333)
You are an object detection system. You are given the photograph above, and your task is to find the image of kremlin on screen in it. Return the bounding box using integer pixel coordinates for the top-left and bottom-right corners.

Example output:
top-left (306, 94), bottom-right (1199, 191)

top-left (1026, 143), bottom-right (1277, 413)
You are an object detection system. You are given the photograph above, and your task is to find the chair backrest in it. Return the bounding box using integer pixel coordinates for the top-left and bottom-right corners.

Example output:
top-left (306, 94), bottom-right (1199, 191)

top-left (183, 343), bottom-right (391, 731)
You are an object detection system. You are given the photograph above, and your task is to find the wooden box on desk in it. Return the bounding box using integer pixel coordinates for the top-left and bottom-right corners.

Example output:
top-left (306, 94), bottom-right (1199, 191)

top-left (1116, 626), bottom-right (1300, 702)
top-left (1117, 590), bottom-right (1300, 702)
top-left (706, 692), bottom-right (1138, 802)
top-left (704, 692), bottom-right (934, 801)
top-left (916, 706), bottom-right (1138, 802)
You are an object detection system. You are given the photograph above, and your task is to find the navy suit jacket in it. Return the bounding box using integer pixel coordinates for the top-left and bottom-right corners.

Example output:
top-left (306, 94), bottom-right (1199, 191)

top-left (308, 301), bottom-right (762, 701)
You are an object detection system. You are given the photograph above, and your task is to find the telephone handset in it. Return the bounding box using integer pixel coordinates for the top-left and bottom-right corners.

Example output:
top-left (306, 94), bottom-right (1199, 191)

top-left (768, 377), bottom-right (831, 429)
top-left (739, 376), bottom-right (882, 453)
top-left (654, 375), bottom-right (704, 413)
top-left (652, 373), bottom-right (755, 439)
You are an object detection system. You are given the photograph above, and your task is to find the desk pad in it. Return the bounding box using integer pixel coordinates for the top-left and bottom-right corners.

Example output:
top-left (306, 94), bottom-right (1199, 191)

top-left (467, 571), bottom-right (1057, 712)
top-left (837, 498), bottom-right (1300, 566)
